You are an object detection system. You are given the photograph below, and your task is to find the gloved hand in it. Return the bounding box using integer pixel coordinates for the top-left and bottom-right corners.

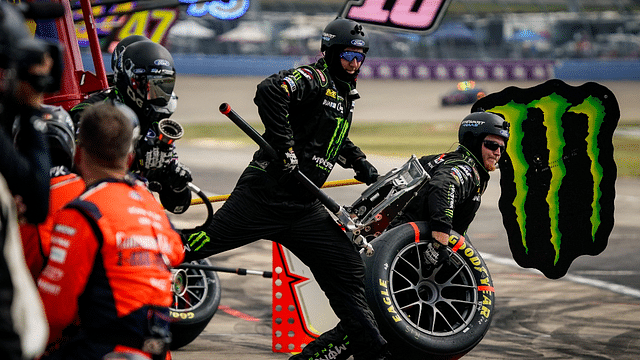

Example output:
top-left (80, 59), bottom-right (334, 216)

top-left (182, 230), bottom-right (211, 253)
top-left (161, 159), bottom-right (192, 192)
top-left (279, 147), bottom-right (299, 173)
top-left (136, 138), bottom-right (174, 173)
top-left (353, 158), bottom-right (379, 185)
top-left (423, 241), bottom-right (450, 267)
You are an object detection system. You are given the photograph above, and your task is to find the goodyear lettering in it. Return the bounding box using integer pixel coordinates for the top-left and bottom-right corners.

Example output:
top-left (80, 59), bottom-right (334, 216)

top-left (483, 294), bottom-right (492, 305)
top-left (474, 266), bottom-right (489, 276)
top-left (480, 305), bottom-right (491, 318)
top-left (170, 311), bottom-right (195, 320)
top-left (469, 256), bottom-right (481, 266)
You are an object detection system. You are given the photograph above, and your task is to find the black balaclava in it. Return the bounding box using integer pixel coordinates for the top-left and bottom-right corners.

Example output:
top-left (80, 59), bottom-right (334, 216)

top-left (325, 46), bottom-right (359, 83)
top-left (461, 133), bottom-right (485, 166)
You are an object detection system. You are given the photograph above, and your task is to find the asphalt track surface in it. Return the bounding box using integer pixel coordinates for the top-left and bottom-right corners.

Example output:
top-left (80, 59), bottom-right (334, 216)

top-left (167, 76), bottom-right (640, 359)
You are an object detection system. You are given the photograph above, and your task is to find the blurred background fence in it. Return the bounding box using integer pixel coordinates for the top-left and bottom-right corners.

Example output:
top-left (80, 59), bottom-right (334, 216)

top-left (78, 0), bottom-right (640, 80)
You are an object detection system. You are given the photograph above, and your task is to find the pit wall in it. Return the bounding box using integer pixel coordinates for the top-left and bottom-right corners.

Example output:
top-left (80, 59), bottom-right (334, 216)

top-left (83, 53), bottom-right (640, 81)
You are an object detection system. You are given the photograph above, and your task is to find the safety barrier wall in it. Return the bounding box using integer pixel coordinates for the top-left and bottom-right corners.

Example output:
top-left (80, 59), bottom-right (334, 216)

top-left (82, 53), bottom-right (640, 80)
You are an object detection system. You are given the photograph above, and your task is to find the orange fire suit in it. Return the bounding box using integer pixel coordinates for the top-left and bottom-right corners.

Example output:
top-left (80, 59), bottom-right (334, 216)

top-left (37, 177), bottom-right (184, 359)
top-left (20, 167), bottom-right (85, 279)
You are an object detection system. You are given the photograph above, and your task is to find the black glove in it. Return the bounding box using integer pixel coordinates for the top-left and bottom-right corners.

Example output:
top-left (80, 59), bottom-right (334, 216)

top-left (424, 241), bottom-right (450, 267)
top-left (136, 138), bottom-right (174, 174)
top-left (161, 159), bottom-right (192, 192)
top-left (353, 158), bottom-right (379, 185)
top-left (278, 147), bottom-right (299, 173)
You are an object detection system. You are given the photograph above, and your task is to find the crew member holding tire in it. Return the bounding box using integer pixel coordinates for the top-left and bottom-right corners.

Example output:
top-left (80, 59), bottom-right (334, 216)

top-left (390, 111), bottom-right (510, 264)
top-left (69, 36), bottom-right (192, 215)
top-left (183, 18), bottom-right (389, 360)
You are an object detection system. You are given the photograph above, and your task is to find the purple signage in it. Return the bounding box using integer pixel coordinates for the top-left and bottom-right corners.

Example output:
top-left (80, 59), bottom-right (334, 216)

top-left (355, 59), bottom-right (554, 81)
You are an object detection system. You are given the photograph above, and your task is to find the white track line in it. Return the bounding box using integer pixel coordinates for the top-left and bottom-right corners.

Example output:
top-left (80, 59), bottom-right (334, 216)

top-left (481, 252), bottom-right (640, 300)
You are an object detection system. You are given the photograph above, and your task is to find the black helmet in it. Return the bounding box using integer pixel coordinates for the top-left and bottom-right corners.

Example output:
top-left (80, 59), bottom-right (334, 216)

top-left (115, 41), bottom-right (176, 126)
top-left (37, 105), bottom-right (76, 168)
top-left (321, 18), bottom-right (369, 53)
top-left (111, 34), bottom-right (151, 80)
top-left (111, 101), bottom-right (141, 153)
top-left (458, 112), bottom-right (510, 160)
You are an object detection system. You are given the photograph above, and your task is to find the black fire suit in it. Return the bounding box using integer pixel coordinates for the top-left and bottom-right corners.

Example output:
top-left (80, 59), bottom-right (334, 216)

top-left (184, 58), bottom-right (386, 358)
top-left (69, 88), bottom-right (191, 213)
top-left (391, 145), bottom-right (490, 236)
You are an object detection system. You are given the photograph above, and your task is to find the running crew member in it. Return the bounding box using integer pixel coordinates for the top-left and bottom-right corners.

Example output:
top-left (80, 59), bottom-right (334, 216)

top-left (183, 18), bottom-right (389, 360)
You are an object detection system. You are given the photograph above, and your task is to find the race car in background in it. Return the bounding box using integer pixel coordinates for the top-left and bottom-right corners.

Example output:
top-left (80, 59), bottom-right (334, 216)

top-left (441, 80), bottom-right (486, 106)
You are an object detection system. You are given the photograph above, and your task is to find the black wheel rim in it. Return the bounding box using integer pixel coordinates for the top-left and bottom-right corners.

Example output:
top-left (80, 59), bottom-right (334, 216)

top-left (389, 242), bottom-right (478, 336)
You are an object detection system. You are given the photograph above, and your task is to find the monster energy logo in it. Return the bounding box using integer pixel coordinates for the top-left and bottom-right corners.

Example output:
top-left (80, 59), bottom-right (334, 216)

top-left (473, 79), bottom-right (618, 279)
top-left (326, 117), bottom-right (349, 160)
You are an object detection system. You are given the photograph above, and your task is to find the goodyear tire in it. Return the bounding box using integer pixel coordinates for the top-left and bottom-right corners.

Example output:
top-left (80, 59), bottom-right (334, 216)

top-left (169, 259), bottom-right (222, 350)
top-left (363, 222), bottom-right (495, 360)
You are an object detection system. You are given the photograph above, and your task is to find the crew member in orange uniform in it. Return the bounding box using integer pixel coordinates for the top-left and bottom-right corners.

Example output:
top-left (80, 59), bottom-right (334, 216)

top-left (16, 105), bottom-right (84, 279)
top-left (37, 103), bottom-right (184, 360)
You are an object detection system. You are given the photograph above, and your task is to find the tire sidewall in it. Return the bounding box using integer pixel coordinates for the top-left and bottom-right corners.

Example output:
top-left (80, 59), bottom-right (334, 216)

top-left (363, 222), bottom-right (495, 358)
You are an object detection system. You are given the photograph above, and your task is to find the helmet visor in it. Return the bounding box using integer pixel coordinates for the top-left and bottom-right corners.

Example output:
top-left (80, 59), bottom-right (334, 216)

top-left (145, 74), bottom-right (175, 106)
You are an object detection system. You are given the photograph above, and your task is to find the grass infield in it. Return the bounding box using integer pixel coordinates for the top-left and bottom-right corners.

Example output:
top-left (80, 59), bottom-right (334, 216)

top-left (182, 122), bottom-right (640, 178)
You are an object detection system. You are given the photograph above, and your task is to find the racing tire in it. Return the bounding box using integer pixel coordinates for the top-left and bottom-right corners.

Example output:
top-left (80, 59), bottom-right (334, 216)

top-left (363, 222), bottom-right (495, 360)
top-left (169, 258), bottom-right (222, 350)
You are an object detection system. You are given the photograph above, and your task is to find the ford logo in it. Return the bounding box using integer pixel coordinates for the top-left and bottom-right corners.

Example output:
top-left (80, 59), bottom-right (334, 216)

top-left (154, 59), bottom-right (171, 67)
top-left (351, 39), bottom-right (366, 47)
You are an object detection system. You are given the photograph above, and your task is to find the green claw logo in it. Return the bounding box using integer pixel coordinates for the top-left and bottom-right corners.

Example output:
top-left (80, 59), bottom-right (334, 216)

top-left (472, 79), bottom-right (619, 279)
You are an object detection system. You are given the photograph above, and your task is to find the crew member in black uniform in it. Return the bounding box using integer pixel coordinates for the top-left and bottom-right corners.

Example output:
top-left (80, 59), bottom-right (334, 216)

top-left (69, 37), bottom-right (191, 214)
top-left (184, 18), bottom-right (389, 360)
top-left (390, 111), bottom-right (510, 265)
top-left (0, 2), bottom-right (64, 358)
